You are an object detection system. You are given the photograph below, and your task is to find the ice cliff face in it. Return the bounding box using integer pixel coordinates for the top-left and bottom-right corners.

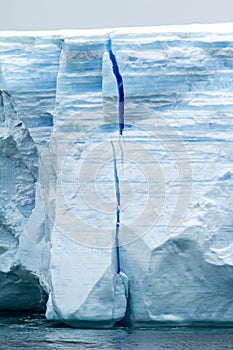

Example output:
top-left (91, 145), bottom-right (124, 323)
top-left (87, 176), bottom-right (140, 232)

top-left (1, 23), bottom-right (233, 326)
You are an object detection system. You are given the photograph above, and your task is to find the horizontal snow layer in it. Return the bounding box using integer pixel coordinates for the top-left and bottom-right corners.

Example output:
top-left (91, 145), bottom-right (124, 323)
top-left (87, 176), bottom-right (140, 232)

top-left (1, 23), bottom-right (233, 326)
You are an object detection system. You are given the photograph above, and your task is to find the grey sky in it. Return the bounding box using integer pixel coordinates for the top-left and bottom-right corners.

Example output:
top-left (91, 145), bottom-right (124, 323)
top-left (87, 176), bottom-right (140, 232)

top-left (1, 0), bottom-right (233, 30)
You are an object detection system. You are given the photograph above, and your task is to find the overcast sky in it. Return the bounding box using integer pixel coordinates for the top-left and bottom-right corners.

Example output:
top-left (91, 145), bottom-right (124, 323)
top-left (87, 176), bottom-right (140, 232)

top-left (1, 0), bottom-right (233, 31)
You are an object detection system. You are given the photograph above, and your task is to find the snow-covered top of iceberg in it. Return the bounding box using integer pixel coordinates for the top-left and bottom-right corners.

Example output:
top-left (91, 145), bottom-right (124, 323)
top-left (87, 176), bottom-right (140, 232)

top-left (1, 22), bottom-right (233, 37)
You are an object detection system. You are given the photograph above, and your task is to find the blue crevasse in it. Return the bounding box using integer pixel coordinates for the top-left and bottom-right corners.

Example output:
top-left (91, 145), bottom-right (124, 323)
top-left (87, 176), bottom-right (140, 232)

top-left (106, 36), bottom-right (124, 135)
top-left (111, 141), bottom-right (121, 274)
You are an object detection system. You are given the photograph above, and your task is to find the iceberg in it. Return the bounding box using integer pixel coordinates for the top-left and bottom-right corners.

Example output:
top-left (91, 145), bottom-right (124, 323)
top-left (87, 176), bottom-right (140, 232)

top-left (1, 23), bottom-right (233, 326)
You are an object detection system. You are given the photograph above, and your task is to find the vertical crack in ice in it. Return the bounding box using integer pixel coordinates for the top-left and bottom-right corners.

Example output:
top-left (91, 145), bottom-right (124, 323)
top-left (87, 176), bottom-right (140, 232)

top-left (54, 39), bottom-right (64, 128)
top-left (106, 36), bottom-right (125, 273)
top-left (0, 91), bottom-right (6, 125)
top-left (111, 141), bottom-right (121, 273)
top-left (106, 36), bottom-right (125, 135)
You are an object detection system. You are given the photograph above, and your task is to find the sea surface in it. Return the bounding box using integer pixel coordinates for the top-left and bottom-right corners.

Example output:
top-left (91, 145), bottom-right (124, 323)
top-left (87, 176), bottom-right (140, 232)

top-left (0, 313), bottom-right (233, 350)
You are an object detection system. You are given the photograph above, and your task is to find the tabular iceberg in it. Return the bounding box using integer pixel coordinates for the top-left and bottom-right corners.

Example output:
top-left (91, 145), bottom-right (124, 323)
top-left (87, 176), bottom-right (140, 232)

top-left (1, 23), bottom-right (233, 327)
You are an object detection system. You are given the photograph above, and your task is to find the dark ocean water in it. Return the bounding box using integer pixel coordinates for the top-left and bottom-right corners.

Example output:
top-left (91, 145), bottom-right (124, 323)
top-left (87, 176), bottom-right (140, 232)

top-left (0, 313), bottom-right (233, 350)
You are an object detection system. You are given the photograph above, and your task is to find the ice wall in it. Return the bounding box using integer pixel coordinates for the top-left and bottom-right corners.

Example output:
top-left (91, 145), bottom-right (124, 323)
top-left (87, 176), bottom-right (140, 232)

top-left (0, 35), bottom-right (62, 310)
top-left (105, 26), bottom-right (233, 326)
top-left (1, 24), bottom-right (233, 326)
top-left (44, 34), bottom-right (128, 327)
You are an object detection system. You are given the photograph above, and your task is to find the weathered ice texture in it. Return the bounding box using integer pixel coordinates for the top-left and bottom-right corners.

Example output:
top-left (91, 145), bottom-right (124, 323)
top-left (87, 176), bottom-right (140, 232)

top-left (1, 23), bottom-right (233, 326)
